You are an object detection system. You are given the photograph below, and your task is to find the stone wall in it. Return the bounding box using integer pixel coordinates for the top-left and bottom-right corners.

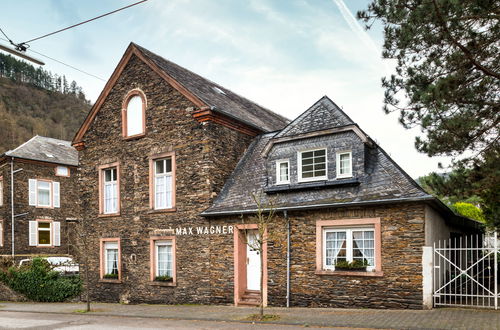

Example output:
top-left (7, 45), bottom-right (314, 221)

top-left (78, 54), bottom-right (253, 304)
top-left (0, 159), bottom-right (79, 257)
top-left (209, 202), bottom-right (427, 309)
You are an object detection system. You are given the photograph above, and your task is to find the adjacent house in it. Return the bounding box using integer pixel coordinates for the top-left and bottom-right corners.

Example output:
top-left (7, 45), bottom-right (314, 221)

top-left (0, 136), bottom-right (79, 259)
top-left (69, 42), bottom-right (479, 309)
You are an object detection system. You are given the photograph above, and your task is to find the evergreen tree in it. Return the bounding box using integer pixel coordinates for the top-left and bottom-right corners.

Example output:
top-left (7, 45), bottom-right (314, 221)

top-left (358, 0), bottom-right (499, 228)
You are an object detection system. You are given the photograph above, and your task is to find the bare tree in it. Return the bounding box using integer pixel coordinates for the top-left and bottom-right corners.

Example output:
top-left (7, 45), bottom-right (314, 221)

top-left (241, 192), bottom-right (286, 320)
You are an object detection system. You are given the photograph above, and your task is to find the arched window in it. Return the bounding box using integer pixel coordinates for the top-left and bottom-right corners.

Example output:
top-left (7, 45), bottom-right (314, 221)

top-left (122, 90), bottom-right (146, 138)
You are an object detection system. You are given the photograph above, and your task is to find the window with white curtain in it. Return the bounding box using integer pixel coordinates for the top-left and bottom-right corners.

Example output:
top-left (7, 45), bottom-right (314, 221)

top-left (0, 178), bottom-right (3, 206)
top-left (155, 240), bottom-right (173, 278)
top-left (126, 95), bottom-right (144, 137)
top-left (37, 181), bottom-right (51, 207)
top-left (103, 168), bottom-right (118, 214)
top-left (336, 151), bottom-right (352, 178)
top-left (154, 158), bottom-right (172, 210)
top-left (276, 160), bottom-right (290, 184)
top-left (323, 227), bottom-right (375, 271)
top-left (104, 242), bottom-right (119, 276)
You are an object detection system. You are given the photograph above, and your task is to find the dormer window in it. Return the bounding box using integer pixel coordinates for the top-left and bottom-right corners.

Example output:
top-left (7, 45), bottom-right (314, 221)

top-left (276, 160), bottom-right (290, 185)
top-left (122, 90), bottom-right (146, 138)
top-left (298, 148), bottom-right (327, 182)
top-left (336, 151), bottom-right (352, 178)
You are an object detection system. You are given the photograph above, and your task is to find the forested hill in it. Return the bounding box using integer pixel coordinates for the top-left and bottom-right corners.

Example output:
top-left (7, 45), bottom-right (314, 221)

top-left (0, 53), bottom-right (92, 154)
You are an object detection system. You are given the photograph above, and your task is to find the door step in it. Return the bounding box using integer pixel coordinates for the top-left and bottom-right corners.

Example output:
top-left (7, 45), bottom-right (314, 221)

top-left (238, 290), bottom-right (261, 306)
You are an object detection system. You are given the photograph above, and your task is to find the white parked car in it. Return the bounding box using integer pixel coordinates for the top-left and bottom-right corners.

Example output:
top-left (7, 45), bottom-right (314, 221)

top-left (19, 257), bottom-right (79, 275)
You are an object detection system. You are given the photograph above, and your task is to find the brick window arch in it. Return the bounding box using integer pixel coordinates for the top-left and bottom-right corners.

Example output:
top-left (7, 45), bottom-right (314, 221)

top-left (122, 89), bottom-right (147, 139)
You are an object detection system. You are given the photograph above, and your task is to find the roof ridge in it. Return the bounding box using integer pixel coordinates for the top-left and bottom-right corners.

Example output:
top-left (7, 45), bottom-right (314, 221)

top-left (6, 135), bottom-right (39, 155)
top-left (133, 43), bottom-right (290, 124)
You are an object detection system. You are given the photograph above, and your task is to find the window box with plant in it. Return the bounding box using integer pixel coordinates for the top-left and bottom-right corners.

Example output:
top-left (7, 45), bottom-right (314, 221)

top-left (103, 273), bottom-right (119, 279)
top-left (155, 275), bottom-right (173, 282)
top-left (334, 259), bottom-right (369, 272)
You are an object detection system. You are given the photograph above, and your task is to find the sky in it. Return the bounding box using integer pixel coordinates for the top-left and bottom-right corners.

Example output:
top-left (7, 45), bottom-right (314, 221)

top-left (0, 0), bottom-right (451, 178)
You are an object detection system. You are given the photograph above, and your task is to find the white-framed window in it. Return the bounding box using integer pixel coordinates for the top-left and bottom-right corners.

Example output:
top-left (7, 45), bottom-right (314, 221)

top-left (336, 151), bottom-right (352, 178)
top-left (323, 227), bottom-right (375, 271)
top-left (126, 95), bottom-right (144, 137)
top-left (28, 179), bottom-right (60, 208)
top-left (154, 158), bottom-right (173, 210)
top-left (298, 148), bottom-right (327, 182)
top-left (104, 242), bottom-right (119, 276)
top-left (155, 240), bottom-right (173, 278)
top-left (103, 168), bottom-right (118, 214)
top-left (28, 221), bottom-right (61, 247)
top-left (0, 177), bottom-right (3, 206)
top-left (275, 159), bottom-right (290, 184)
top-left (55, 166), bottom-right (70, 177)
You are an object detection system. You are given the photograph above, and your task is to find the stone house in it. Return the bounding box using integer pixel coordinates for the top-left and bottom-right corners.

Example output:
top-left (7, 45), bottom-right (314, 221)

top-left (0, 136), bottom-right (79, 260)
top-left (70, 43), bottom-right (479, 309)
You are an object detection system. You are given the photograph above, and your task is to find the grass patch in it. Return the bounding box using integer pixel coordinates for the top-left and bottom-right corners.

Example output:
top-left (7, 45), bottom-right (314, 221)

top-left (74, 309), bottom-right (91, 313)
top-left (245, 314), bottom-right (280, 322)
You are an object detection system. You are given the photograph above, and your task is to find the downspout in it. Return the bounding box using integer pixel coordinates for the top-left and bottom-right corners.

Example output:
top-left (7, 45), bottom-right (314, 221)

top-left (284, 209), bottom-right (290, 308)
top-left (10, 157), bottom-right (15, 258)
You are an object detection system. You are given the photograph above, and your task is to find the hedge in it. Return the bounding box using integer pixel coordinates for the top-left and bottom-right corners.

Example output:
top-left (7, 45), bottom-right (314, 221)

top-left (0, 258), bottom-right (82, 302)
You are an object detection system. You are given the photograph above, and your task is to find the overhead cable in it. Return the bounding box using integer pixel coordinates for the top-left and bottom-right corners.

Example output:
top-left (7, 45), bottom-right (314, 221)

top-left (21, 0), bottom-right (149, 44)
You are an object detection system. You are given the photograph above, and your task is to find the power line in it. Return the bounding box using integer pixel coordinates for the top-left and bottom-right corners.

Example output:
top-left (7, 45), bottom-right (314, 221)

top-left (0, 37), bottom-right (106, 82)
top-left (21, 0), bottom-right (149, 45)
top-left (28, 49), bottom-right (106, 82)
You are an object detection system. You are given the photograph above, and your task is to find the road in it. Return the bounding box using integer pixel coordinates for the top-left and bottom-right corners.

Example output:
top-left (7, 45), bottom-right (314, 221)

top-left (0, 311), bottom-right (349, 329)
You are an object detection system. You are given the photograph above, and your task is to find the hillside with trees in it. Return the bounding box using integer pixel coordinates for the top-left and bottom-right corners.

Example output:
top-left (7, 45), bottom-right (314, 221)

top-left (0, 53), bottom-right (91, 154)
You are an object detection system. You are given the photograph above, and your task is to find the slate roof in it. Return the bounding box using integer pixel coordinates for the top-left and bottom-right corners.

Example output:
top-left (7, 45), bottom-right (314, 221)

top-left (202, 97), bottom-right (431, 215)
top-left (134, 44), bottom-right (289, 132)
top-left (4, 136), bottom-right (78, 166)
top-left (274, 96), bottom-right (355, 138)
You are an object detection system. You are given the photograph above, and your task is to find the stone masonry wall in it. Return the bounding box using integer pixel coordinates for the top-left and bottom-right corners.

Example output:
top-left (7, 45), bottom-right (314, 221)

top-left (78, 54), bottom-right (253, 304)
top-left (209, 202), bottom-right (427, 309)
top-left (0, 159), bottom-right (79, 257)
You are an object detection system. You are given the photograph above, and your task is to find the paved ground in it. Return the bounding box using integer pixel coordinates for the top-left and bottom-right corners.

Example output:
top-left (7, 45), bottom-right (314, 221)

top-left (0, 302), bottom-right (499, 329)
top-left (0, 311), bottom-right (337, 330)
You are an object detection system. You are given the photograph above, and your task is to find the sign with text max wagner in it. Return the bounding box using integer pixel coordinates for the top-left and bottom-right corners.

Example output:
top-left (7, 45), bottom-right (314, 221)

top-left (175, 225), bottom-right (234, 236)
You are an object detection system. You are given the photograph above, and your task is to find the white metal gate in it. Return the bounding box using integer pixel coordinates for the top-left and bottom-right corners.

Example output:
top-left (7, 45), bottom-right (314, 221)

top-left (433, 233), bottom-right (499, 309)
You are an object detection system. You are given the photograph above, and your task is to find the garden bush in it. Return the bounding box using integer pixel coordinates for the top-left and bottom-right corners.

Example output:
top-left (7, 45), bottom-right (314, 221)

top-left (0, 258), bottom-right (82, 302)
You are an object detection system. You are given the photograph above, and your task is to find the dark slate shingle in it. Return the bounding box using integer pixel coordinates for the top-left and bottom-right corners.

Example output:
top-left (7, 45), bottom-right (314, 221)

top-left (134, 44), bottom-right (290, 133)
top-left (202, 97), bottom-right (431, 215)
top-left (5, 136), bottom-right (78, 166)
top-left (274, 96), bottom-right (355, 138)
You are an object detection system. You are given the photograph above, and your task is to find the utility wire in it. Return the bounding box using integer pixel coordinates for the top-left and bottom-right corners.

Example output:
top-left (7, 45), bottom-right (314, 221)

top-left (21, 0), bottom-right (148, 44)
top-left (28, 49), bottom-right (106, 82)
top-left (0, 36), bottom-right (106, 82)
top-left (0, 27), bottom-right (14, 44)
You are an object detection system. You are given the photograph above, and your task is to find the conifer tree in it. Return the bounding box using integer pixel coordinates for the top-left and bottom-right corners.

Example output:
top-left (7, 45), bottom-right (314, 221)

top-left (358, 0), bottom-right (499, 227)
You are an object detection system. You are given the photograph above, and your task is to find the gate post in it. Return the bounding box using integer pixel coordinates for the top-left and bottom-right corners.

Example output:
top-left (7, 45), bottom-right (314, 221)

top-left (495, 232), bottom-right (498, 310)
top-left (422, 246), bottom-right (433, 309)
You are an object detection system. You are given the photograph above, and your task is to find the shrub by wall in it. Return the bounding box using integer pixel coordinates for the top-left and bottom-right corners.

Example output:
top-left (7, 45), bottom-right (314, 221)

top-left (0, 258), bottom-right (82, 302)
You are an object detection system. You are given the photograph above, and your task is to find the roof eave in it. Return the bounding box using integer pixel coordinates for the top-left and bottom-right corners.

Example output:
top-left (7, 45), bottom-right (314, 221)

top-left (201, 195), bottom-right (436, 216)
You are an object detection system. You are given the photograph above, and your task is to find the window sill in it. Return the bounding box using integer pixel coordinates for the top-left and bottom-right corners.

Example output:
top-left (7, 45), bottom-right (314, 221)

top-left (147, 208), bottom-right (177, 214)
top-left (98, 213), bottom-right (121, 218)
top-left (99, 279), bottom-right (122, 284)
top-left (149, 281), bottom-right (176, 287)
top-left (315, 270), bottom-right (384, 277)
top-left (123, 133), bottom-right (146, 141)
